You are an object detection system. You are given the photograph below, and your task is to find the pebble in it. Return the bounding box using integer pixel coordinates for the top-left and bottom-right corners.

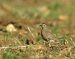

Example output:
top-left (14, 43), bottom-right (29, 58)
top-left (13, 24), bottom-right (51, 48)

top-left (6, 24), bottom-right (17, 32)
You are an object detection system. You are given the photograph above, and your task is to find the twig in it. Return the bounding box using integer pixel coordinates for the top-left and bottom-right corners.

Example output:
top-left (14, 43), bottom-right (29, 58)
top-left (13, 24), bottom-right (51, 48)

top-left (0, 46), bottom-right (27, 49)
top-left (27, 26), bottom-right (35, 39)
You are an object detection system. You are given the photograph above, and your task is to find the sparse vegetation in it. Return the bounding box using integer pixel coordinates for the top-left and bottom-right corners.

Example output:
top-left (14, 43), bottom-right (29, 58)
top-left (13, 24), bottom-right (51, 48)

top-left (0, 0), bottom-right (75, 59)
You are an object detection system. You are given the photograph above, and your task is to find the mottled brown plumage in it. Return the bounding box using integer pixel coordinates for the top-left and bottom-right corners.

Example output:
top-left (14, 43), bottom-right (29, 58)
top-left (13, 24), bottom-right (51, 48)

top-left (40, 23), bottom-right (59, 46)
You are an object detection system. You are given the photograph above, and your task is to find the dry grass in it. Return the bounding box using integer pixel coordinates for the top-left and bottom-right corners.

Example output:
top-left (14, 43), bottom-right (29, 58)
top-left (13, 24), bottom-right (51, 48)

top-left (0, 0), bottom-right (75, 59)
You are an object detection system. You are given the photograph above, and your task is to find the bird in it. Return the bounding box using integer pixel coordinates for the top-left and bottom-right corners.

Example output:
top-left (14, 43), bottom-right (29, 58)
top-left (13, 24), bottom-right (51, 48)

top-left (40, 23), bottom-right (59, 47)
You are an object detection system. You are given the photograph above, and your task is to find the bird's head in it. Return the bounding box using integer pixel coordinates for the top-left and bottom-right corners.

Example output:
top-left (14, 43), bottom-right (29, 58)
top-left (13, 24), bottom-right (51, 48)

top-left (40, 23), bottom-right (47, 29)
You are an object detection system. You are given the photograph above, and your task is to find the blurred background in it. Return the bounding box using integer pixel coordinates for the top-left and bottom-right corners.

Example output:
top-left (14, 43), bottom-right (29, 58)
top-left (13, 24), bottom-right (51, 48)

top-left (0, 0), bottom-right (75, 36)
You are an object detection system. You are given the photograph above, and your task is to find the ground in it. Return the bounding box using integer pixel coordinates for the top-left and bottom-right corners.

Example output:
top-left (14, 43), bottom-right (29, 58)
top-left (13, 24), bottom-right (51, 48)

top-left (0, 0), bottom-right (75, 59)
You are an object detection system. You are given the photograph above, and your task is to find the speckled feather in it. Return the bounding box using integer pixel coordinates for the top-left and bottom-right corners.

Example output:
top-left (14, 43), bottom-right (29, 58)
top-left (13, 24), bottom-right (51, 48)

top-left (40, 23), bottom-right (59, 46)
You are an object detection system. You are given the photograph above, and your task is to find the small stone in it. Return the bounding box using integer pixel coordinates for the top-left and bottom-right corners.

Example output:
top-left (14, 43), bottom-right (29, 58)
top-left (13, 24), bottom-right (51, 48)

top-left (6, 24), bottom-right (17, 32)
